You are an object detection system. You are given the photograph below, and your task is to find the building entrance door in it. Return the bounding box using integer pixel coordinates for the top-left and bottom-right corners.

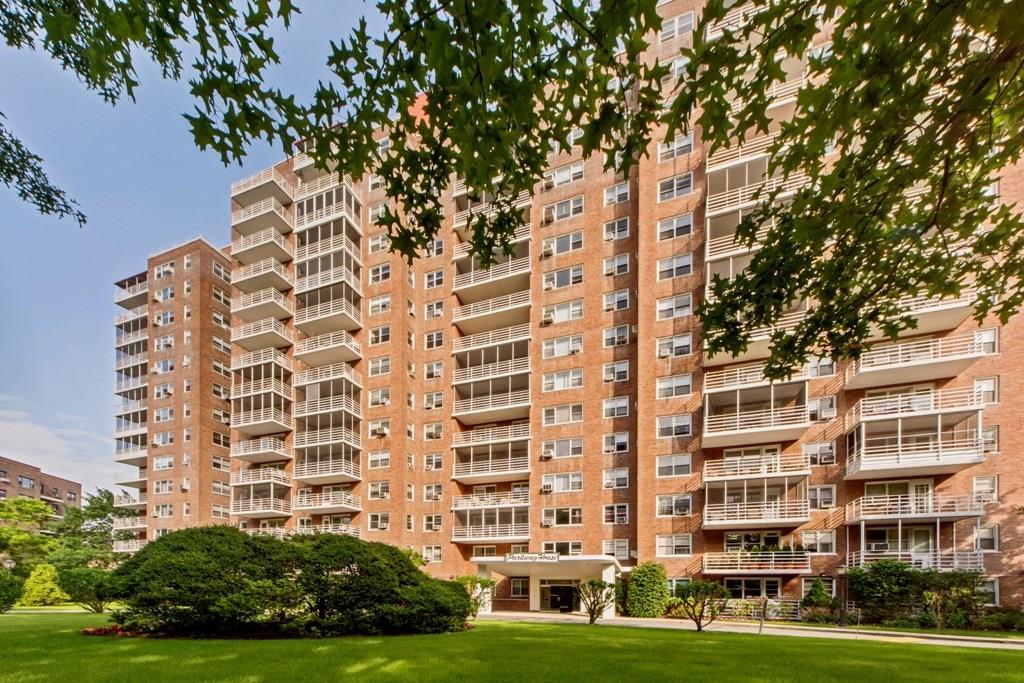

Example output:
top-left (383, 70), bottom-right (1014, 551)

top-left (541, 582), bottom-right (579, 612)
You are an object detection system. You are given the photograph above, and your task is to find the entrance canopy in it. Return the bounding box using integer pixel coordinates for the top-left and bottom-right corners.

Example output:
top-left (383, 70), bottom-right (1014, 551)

top-left (472, 553), bottom-right (623, 579)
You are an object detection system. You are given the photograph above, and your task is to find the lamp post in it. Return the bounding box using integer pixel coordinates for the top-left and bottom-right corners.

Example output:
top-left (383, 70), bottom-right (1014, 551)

top-left (836, 567), bottom-right (848, 626)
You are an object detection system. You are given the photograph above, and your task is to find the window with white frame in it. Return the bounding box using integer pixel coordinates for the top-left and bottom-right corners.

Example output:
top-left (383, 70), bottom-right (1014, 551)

top-left (657, 293), bottom-right (692, 320)
top-left (542, 507), bottom-right (583, 526)
top-left (974, 377), bottom-right (999, 403)
top-left (369, 264), bottom-right (391, 283)
top-left (802, 530), bottom-right (836, 553)
top-left (604, 253), bottom-right (629, 276)
top-left (369, 481), bottom-right (391, 499)
top-left (603, 538), bottom-right (629, 560)
top-left (368, 451), bottom-right (391, 469)
top-left (370, 325), bottom-right (391, 345)
top-left (543, 368), bottom-right (583, 392)
top-left (424, 238), bottom-right (444, 257)
top-left (979, 579), bottom-right (999, 606)
top-left (424, 360), bottom-right (444, 380)
top-left (369, 388), bottom-right (391, 406)
top-left (602, 467), bottom-right (629, 488)
top-left (425, 269), bottom-right (444, 289)
top-left (808, 486), bottom-right (836, 510)
top-left (656, 453), bottom-right (692, 477)
top-left (603, 325), bottom-right (630, 347)
top-left (423, 515), bottom-right (443, 532)
top-left (424, 330), bottom-right (444, 349)
top-left (423, 483), bottom-right (443, 501)
top-left (657, 254), bottom-right (692, 280)
top-left (153, 480), bottom-right (173, 494)
top-left (803, 441), bottom-right (836, 465)
top-left (544, 265), bottom-right (583, 290)
top-left (424, 423), bottom-right (443, 440)
top-left (423, 391), bottom-right (444, 410)
top-left (422, 546), bottom-right (442, 563)
top-left (542, 540), bottom-right (583, 556)
top-left (153, 454), bottom-right (174, 470)
top-left (544, 403), bottom-right (583, 425)
top-left (544, 161), bottom-right (584, 188)
top-left (657, 333), bottom-right (692, 358)
top-left (543, 334), bottom-right (583, 358)
top-left (973, 475), bottom-right (998, 502)
top-left (509, 577), bottom-right (530, 597)
top-left (542, 230), bottom-right (584, 256)
top-left (369, 203), bottom-right (387, 222)
top-left (369, 295), bottom-right (391, 315)
top-left (656, 494), bottom-right (692, 517)
top-left (659, 11), bottom-right (694, 42)
top-left (425, 300), bottom-right (444, 319)
top-left (368, 356), bottom-right (391, 376)
top-left (604, 360), bottom-right (629, 383)
top-left (543, 195), bottom-right (584, 223)
top-left (542, 437), bottom-right (583, 459)
top-left (982, 425), bottom-right (999, 453)
top-left (658, 132), bottom-right (694, 160)
top-left (657, 414), bottom-right (692, 438)
top-left (801, 576), bottom-right (835, 597)
top-left (543, 472), bottom-right (583, 492)
top-left (604, 288), bottom-right (629, 312)
top-left (423, 453), bottom-right (443, 471)
top-left (603, 217), bottom-right (629, 241)
top-left (976, 525), bottom-right (999, 552)
top-left (807, 396), bottom-right (836, 421)
top-left (604, 182), bottom-right (629, 205)
top-left (604, 504), bottom-right (629, 524)
top-left (212, 287), bottom-right (230, 305)
top-left (603, 432), bottom-right (629, 454)
top-left (153, 407), bottom-right (173, 423)
top-left (369, 512), bottom-right (390, 530)
top-left (369, 233), bottom-right (390, 253)
top-left (369, 419), bottom-right (390, 436)
top-left (656, 534), bottom-right (692, 557)
top-left (656, 374), bottom-right (692, 398)
top-left (658, 173), bottom-right (693, 201)
top-left (543, 299), bottom-right (583, 324)
top-left (658, 213), bottom-right (693, 240)
top-left (603, 396), bottom-right (629, 418)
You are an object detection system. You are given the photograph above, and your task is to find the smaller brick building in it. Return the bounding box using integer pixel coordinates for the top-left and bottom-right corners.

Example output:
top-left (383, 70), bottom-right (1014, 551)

top-left (0, 456), bottom-right (82, 519)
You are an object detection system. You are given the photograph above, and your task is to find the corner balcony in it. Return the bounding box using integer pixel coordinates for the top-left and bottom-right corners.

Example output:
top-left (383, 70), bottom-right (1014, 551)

top-left (451, 423), bottom-right (530, 448)
top-left (293, 426), bottom-right (362, 451)
top-left (705, 173), bottom-right (808, 217)
top-left (293, 361), bottom-right (362, 389)
top-left (112, 515), bottom-right (147, 532)
top-left (293, 491), bottom-right (362, 514)
top-left (232, 497), bottom-right (291, 518)
top-left (295, 232), bottom-right (361, 265)
top-left (230, 468), bottom-right (291, 487)
top-left (895, 291), bottom-right (976, 336)
top-left (114, 376), bottom-right (148, 394)
top-left (293, 458), bottom-right (361, 485)
top-left (452, 290), bottom-right (531, 335)
top-left (231, 258), bottom-right (293, 294)
top-left (452, 358), bottom-right (530, 385)
top-left (294, 394), bottom-right (361, 420)
top-left (294, 298), bottom-right (362, 335)
top-left (704, 2), bottom-right (766, 40)
top-left (451, 492), bottom-right (530, 510)
top-left (844, 388), bottom-right (984, 432)
top-left (115, 469), bottom-right (147, 489)
top-left (231, 318), bottom-right (292, 351)
top-left (232, 288), bottom-right (294, 322)
top-left (845, 332), bottom-right (994, 389)
top-left (115, 330), bottom-right (148, 348)
top-left (702, 551), bottom-right (811, 575)
top-left (231, 226), bottom-right (294, 266)
top-left (703, 453), bottom-right (811, 484)
top-left (113, 539), bottom-right (149, 553)
top-left (703, 311), bottom-right (805, 367)
top-left (231, 167), bottom-right (293, 207)
top-left (114, 280), bottom-right (148, 309)
top-left (231, 407), bottom-right (292, 436)
top-left (231, 437), bottom-right (292, 464)
top-left (294, 197), bottom-right (358, 232)
top-left (706, 132), bottom-right (779, 173)
top-left (294, 330), bottom-right (361, 365)
top-left (452, 455), bottom-right (531, 484)
top-left (703, 405), bottom-right (812, 448)
top-left (114, 446), bottom-right (148, 467)
top-left (703, 500), bottom-right (810, 529)
top-left (452, 256), bottom-right (531, 304)
top-left (452, 389), bottom-right (530, 425)
top-left (232, 348), bottom-right (293, 373)
top-left (703, 361), bottom-right (814, 393)
top-left (295, 265), bottom-right (361, 296)
top-left (231, 377), bottom-right (293, 401)
top-left (293, 523), bottom-right (360, 539)
top-left (113, 493), bottom-right (147, 509)
top-left (231, 197), bottom-right (292, 236)
top-left (846, 432), bottom-right (985, 479)
top-left (114, 352), bottom-right (148, 371)
top-left (846, 550), bottom-right (983, 572)
top-left (452, 323), bottom-right (531, 353)
top-left (451, 523), bottom-right (531, 543)
top-left (846, 493), bottom-right (987, 523)
top-left (114, 305), bottom-right (148, 326)
top-left (114, 422), bottom-right (147, 439)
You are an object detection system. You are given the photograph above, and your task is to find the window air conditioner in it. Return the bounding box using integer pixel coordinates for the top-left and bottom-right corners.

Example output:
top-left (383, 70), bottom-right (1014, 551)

top-left (543, 282), bottom-right (554, 291)
top-left (541, 246), bottom-right (553, 258)
top-left (540, 451), bottom-right (554, 461)
top-left (378, 523), bottom-right (389, 530)
top-left (616, 516), bottom-right (627, 524)
top-left (541, 314), bottom-right (554, 326)
top-left (569, 348), bottom-right (580, 355)
top-left (658, 348), bottom-right (671, 358)
top-left (605, 304), bottom-right (616, 312)
top-left (540, 520), bottom-right (553, 527)
top-left (603, 372), bottom-right (616, 383)
top-left (604, 267), bottom-right (615, 276)
top-left (541, 484), bottom-right (553, 493)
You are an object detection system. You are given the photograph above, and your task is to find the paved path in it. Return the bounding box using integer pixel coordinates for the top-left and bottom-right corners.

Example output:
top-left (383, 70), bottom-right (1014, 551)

top-left (479, 611), bottom-right (1024, 650)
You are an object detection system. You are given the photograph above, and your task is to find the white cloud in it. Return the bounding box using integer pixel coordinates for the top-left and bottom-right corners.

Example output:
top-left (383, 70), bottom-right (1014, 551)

top-left (0, 405), bottom-right (118, 494)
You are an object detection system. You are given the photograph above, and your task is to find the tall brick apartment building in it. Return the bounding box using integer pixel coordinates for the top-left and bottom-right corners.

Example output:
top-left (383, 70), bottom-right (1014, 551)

top-left (219, 1), bottom-right (1020, 612)
top-left (0, 456), bottom-right (81, 519)
top-left (112, 239), bottom-right (235, 552)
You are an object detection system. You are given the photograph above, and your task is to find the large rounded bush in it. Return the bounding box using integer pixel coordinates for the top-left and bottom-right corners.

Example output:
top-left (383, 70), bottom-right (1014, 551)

top-left (625, 561), bottom-right (669, 617)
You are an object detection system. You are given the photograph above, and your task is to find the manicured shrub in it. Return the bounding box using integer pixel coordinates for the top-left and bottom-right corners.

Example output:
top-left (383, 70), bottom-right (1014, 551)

top-left (800, 578), bottom-right (837, 623)
top-left (19, 563), bottom-right (68, 606)
top-left (978, 607), bottom-right (1024, 631)
top-left (625, 561), bottom-right (669, 617)
top-left (662, 596), bottom-right (685, 618)
top-left (57, 567), bottom-right (114, 613)
top-left (0, 569), bottom-right (22, 613)
top-left (848, 560), bottom-right (918, 622)
top-left (576, 579), bottom-right (615, 624)
top-left (673, 581), bottom-right (730, 631)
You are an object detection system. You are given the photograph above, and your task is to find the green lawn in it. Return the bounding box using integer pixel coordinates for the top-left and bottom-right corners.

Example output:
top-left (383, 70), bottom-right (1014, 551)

top-left (791, 620), bottom-right (1024, 640)
top-left (1, 613), bottom-right (1022, 683)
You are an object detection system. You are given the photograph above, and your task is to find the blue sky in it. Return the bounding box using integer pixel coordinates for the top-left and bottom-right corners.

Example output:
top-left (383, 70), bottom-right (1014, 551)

top-left (0, 5), bottom-right (384, 492)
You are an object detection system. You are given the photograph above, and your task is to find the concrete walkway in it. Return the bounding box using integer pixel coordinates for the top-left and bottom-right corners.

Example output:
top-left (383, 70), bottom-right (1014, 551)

top-left (479, 611), bottom-right (1024, 651)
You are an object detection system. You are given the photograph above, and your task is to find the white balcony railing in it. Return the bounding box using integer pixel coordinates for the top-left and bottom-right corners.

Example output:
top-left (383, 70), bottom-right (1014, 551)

top-left (452, 190), bottom-right (531, 226)
top-left (114, 493), bottom-right (147, 507)
top-left (452, 455), bottom-right (531, 478)
top-left (453, 389), bottom-right (530, 414)
top-left (293, 330), bottom-right (361, 359)
top-left (846, 332), bottom-right (991, 381)
top-left (453, 256), bottom-right (530, 290)
top-left (293, 426), bottom-right (362, 450)
top-left (451, 492), bottom-right (530, 509)
top-left (231, 437), bottom-right (291, 460)
top-left (707, 132), bottom-right (780, 170)
top-left (294, 198), bottom-right (358, 231)
top-left (845, 387), bottom-right (984, 428)
top-left (747, 310), bottom-right (806, 341)
top-left (293, 458), bottom-right (361, 481)
top-left (703, 551), bottom-right (811, 573)
top-left (115, 376), bottom-right (148, 392)
top-left (453, 225), bottom-right (531, 259)
top-left (453, 357), bottom-right (530, 384)
top-left (703, 361), bottom-right (812, 392)
top-left (846, 493), bottom-right (988, 521)
top-left (114, 353), bottom-right (148, 370)
top-left (232, 498), bottom-right (291, 515)
top-left (293, 360), bottom-right (362, 387)
top-left (451, 423), bottom-right (530, 447)
top-left (293, 523), bottom-right (360, 538)
top-left (231, 258), bottom-right (293, 287)
top-left (114, 305), bottom-right (148, 325)
top-left (230, 468), bottom-right (291, 487)
top-left (113, 539), bottom-right (148, 553)
top-left (293, 491), bottom-right (362, 510)
top-left (295, 264), bottom-right (361, 295)
top-left (231, 197), bottom-right (291, 229)
top-left (704, 405), bottom-right (811, 435)
top-left (114, 281), bottom-right (148, 303)
top-left (295, 232), bottom-right (360, 263)
top-left (294, 172), bottom-right (342, 200)
top-left (231, 347), bottom-right (293, 372)
top-left (115, 400), bottom-right (148, 415)
top-left (231, 318), bottom-right (291, 344)
top-left (232, 288), bottom-right (294, 316)
top-left (705, 2), bottom-right (767, 40)
top-left (704, 500), bottom-right (810, 525)
top-left (846, 550), bottom-right (984, 572)
top-left (231, 226), bottom-right (293, 260)
top-left (294, 297), bottom-right (361, 327)
top-left (846, 431), bottom-right (984, 475)
top-left (703, 453), bottom-right (810, 481)
top-left (112, 516), bottom-right (147, 530)
top-left (451, 523), bottom-right (530, 540)
top-left (452, 323), bottom-right (531, 351)
top-left (453, 290), bottom-right (531, 321)
top-left (114, 330), bottom-right (148, 347)
top-left (242, 527), bottom-right (289, 540)
top-left (230, 407), bottom-right (292, 429)
top-left (294, 394), bottom-right (361, 419)
top-left (231, 377), bottom-right (293, 400)
top-left (706, 172), bottom-right (809, 215)
top-left (231, 167), bottom-right (292, 200)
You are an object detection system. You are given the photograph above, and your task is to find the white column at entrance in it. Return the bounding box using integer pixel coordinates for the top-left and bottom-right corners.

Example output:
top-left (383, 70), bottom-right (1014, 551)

top-left (529, 575), bottom-right (542, 612)
top-left (601, 565), bottom-right (617, 619)
top-left (477, 565), bottom-right (493, 615)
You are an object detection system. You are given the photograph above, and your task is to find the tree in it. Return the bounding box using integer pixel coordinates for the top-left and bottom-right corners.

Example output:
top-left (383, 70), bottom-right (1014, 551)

top-left (0, 569), bottom-right (22, 613)
top-left (577, 579), bottom-right (615, 624)
top-left (18, 563), bottom-right (68, 606)
top-left (674, 581), bottom-right (730, 632)
top-left (453, 575), bottom-right (497, 619)
top-left (47, 489), bottom-right (119, 571)
top-left (847, 559), bottom-right (919, 622)
top-left (0, 498), bottom-right (58, 577)
top-left (625, 561), bottom-right (669, 617)
top-left (919, 570), bottom-right (983, 629)
top-left (56, 567), bottom-right (114, 614)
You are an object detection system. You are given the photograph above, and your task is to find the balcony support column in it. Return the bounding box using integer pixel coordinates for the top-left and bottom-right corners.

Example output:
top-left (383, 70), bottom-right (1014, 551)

top-left (897, 517), bottom-right (902, 555)
top-left (860, 521), bottom-right (866, 561)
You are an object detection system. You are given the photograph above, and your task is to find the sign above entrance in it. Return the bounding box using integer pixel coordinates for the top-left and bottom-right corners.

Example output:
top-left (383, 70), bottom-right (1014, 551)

top-left (504, 552), bottom-right (559, 563)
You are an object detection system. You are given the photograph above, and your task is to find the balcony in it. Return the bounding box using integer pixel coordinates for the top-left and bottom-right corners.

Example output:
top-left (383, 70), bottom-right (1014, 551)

top-left (232, 347), bottom-right (293, 373)
top-left (846, 493), bottom-right (987, 523)
top-left (114, 330), bottom-right (148, 348)
top-left (294, 361), bottom-right (362, 389)
top-left (115, 469), bottom-right (147, 489)
top-left (703, 453), bottom-right (810, 484)
top-left (453, 290), bottom-right (531, 335)
top-left (232, 288), bottom-right (294, 322)
top-left (453, 358), bottom-right (530, 385)
top-left (294, 197), bottom-right (358, 232)
top-left (231, 437), bottom-right (291, 464)
top-left (113, 539), bottom-right (149, 553)
top-left (114, 305), bottom-right (148, 326)
top-left (292, 458), bottom-right (361, 485)
top-left (453, 323), bottom-right (531, 353)
top-left (452, 256), bottom-right (531, 304)
top-left (231, 407), bottom-right (292, 436)
top-left (114, 422), bottom-right (147, 440)
top-left (294, 171), bottom-right (344, 200)
top-left (295, 232), bottom-right (361, 265)
top-left (844, 388), bottom-right (984, 431)
top-left (703, 500), bottom-right (810, 529)
top-left (232, 497), bottom-right (292, 518)
top-left (294, 394), bottom-right (361, 420)
top-left (242, 527), bottom-right (288, 540)
top-left (231, 317), bottom-right (292, 351)
top-left (231, 377), bottom-right (293, 401)
top-left (114, 376), bottom-right (148, 394)
top-left (293, 491), bottom-right (362, 514)
top-left (705, 2), bottom-right (766, 40)
top-left (293, 523), bottom-right (360, 538)
top-left (114, 352), bottom-right (148, 371)
top-left (451, 492), bottom-right (530, 510)
top-left (703, 311), bottom-right (805, 367)
top-left (112, 515), bottom-right (147, 531)
top-left (294, 330), bottom-right (361, 365)
top-left (703, 405), bottom-right (812, 448)
top-left (452, 455), bottom-right (531, 484)
top-left (452, 423), bottom-right (530, 448)
top-left (452, 190), bottom-right (532, 230)
top-left (895, 291), bottom-right (977, 335)
top-left (230, 467), bottom-right (291, 487)
top-left (706, 173), bottom-right (808, 217)
top-left (113, 493), bottom-right (147, 509)
top-left (114, 446), bottom-right (148, 467)
top-left (702, 551), bottom-right (811, 575)
top-left (452, 225), bottom-right (531, 260)
top-left (846, 431), bottom-right (985, 479)
top-left (704, 362), bottom-right (815, 393)
top-left (846, 550), bottom-right (984, 572)
top-left (295, 265), bottom-right (361, 296)
top-left (294, 297), bottom-right (362, 335)
top-left (231, 227), bottom-right (294, 267)
top-left (231, 167), bottom-right (293, 207)
top-left (706, 132), bottom-right (779, 172)
top-left (114, 280), bottom-right (148, 308)
top-left (231, 197), bottom-right (291, 236)
top-left (231, 258), bottom-right (293, 293)
top-left (845, 332), bottom-right (993, 389)
top-left (452, 389), bottom-right (530, 425)
top-left (451, 523), bottom-right (531, 543)
top-left (293, 426), bottom-right (362, 450)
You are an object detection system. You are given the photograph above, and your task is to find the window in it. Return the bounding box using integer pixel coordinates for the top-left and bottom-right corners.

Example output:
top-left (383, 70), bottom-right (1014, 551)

top-left (978, 579), bottom-right (999, 606)
top-left (542, 437), bottom-right (583, 459)
top-left (153, 407), bottom-right (173, 423)
top-left (212, 360), bottom-right (231, 378)
top-left (603, 254), bottom-right (629, 276)
top-left (369, 264), bottom-right (391, 283)
top-left (154, 261), bottom-right (174, 279)
top-left (808, 485), bottom-right (836, 510)
top-left (369, 325), bottom-right (391, 346)
top-left (603, 325), bottom-right (629, 347)
top-left (153, 431), bottom-right (174, 447)
top-left (368, 451), bottom-right (391, 469)
top-left (974, 475), bottom-right (998, 502)
top-left (657, 293), bottom-right (692, 320)
top-left (544, 403), bottom-right (583, 425)
top-left (603, 217), bottom-right (629, 242)
top-left (368, 356), bottom-right (391, 376)
top-left (543, 368), bottom-right (583, 392)
top-left (806, 356), bottom-right (835, 377)
top-left (369, 203), bottom-right (387, 222)
top-left (369, 388), bottom-right (391, 407)
top-left (604, 182), bottom-right (629, 205)
top-left (542, 299), bottom-right (583, 323)
top-left (543, 161), bottom-right (584, 188)
top-left (982, 426), bottom-right (999, 453)
top-left (212, 480), bottom-right (230, 496)
top-left (369, 295), bottom-right (391, 315)
top-left (423, 484), bottom-right (443, 501)
top-left (423, 515), bottom-right (443, 532)
top-left (369, 513), bottom-right (390, 530)
top-left (657, 414), bottom-right (692, 438)
top-left (658, 213), bottom-right (693, 240)
top-left (542, 230), bottom-right (584, 256)
top-left (657, 453), bottom-right (692, 478)
top-left (152, 504), bottom-right (173, 518)
top-left (212, 287), bottom-right (230, 306)
top-left (543, 265), bottom-right (583, 290)
top-left (660, 11), bottom-right (694, 42)
top-left (542, 472), bottom-right (583, 492)
top-left (543, 334), bottom-right (583, 358)
top-left (212, 432), bottom-right (229, 448)
top-left (424, 330), bottom-right (444, 349)
top-left (603, 432), bottom-right (629, 454)
top-left (658, 173), bottom-right (693, 201)
top-left (153, 455), bottom-right (174, 470)
top-left (153, 480), bottom-right (173, 495)
top-left (801, 577), bottom-right (835, 597)
top-left (976, 328), bottom-right (998, 353)
top-left (802, 530), bottom-right (836, 554)
top-left (657, 333), bottom-right (693, 358)
top-left (603, 539), bottom-right (629, 560)
top-left (541, 507), bottom-right (583, 526)
top-left (604, 360), bottom-right (629, 383)
top-left (804, 441), bottom-right (836, 465)
top-left (806, 396), bottom-right (836, 421)
top-left (212, 455), bottom-right (230, 470)
top-left (153, 358), bottom-right (174, 374)
top-left (602, 467), bottom-right (629, 488)
top-left (425, 269), bottom-right (444, 289)
top-left (543, 195), bottom-right (584, 223)
top-left (369, 234), bottom-right (391, 253)
top-left (656, 534), bottom-right (692, 557)
top-left (604, 289), bottom-right (629, 312)
top-left (603, 396), bottom-right (629, 418)
top-left (424, 391), bottom-right (444, 409)
top-left (425, 300), bottom-right (444, 319)
top-left (422, 546), bottom-right (442, 563)
top-left (656, 494), bottom-right (692, 517)
top-left (510, 577), bottom-right (529, 597)
top-left (656, 374), bottom-right (692, 398)
top-left (154, 334), bottom-right (174, 351)
top-left (424, 360), bottom-right (444, 380)
top-left (604, 504), bottom-right (629, 524)
top-left (658, 133), bottom-right (694, 160)
top-left (212, 260), bottom-right (231, 283)
top-left (155, 286), bottom-right (174, 302)
top-left (424, 423), bottom-right (443, 441)
top-left (977, 525), bottom-right (999, 552)
top-left (424, 238), bottom-right (444, 257)
top-left (657, 254), bottom-right (692, 280)
top-left (369, 481), bottom-right (391, 500)
top-left (542, 540), bottom-right (583, 556)
top-left (975, 377), bottom-right (998, 403)
top-left (473, 546), bottom-right (498, 558)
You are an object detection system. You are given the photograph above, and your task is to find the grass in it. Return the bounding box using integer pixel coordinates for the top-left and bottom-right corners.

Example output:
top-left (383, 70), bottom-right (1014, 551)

top-left (791, 620), bottom-right (1024, 640)
top-left (1, 614), bottom-right (1023, 683)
